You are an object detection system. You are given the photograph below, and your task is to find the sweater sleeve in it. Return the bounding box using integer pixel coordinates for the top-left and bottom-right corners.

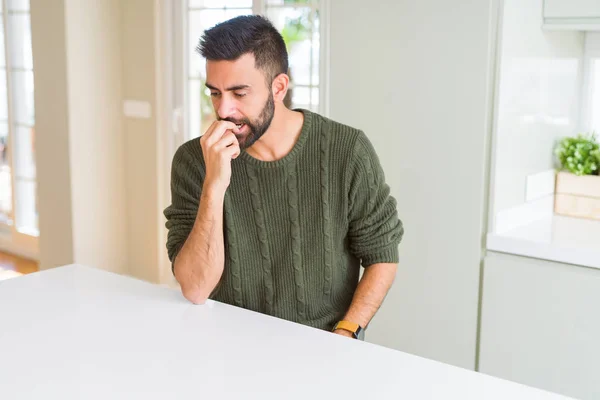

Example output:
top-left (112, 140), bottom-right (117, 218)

top-left (346, 131), bottom-right (404, 267)
top-left (163, 142), bottom-right (205, 270)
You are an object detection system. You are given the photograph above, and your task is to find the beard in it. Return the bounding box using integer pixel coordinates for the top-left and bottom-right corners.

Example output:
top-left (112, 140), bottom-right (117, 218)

top-left (219, 94), bottom-right (275, 150)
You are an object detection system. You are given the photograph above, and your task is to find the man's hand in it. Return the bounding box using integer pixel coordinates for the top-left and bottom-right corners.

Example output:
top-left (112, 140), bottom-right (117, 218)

top-left (172, 120), bottom-right (241, 305)
top-left (200, 120), bottom-right (242, 194)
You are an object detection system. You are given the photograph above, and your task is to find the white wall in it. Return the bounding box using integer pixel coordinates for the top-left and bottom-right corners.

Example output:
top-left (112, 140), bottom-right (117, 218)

top-left (64, 0), bottom-right (128, 274)
top-left (491, 0), bottom-right (585, 216)
top-left (329, 0), bottom-right (497, 369)
top-left (31, 0), bottom-right (74, 269)
top-left (121, 0), bottom-right (164, 284)
top-left (31, 0), bottom-right (169, 281)
top-left (581, 32), bottom-right (600, 133)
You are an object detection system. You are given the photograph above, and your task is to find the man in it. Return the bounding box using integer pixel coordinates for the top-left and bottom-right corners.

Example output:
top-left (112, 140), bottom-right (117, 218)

top-left (163, 15), bottom-right (404, 340)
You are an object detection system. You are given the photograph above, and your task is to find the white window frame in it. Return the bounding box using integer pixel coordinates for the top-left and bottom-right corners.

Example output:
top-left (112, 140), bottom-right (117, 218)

top-left (171, 0), bottom-right (330, 148)
top-left (0, 0), bottom-right (38, 260)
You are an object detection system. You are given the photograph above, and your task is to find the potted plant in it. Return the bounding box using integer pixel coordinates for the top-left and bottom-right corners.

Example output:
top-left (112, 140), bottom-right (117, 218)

top-left (553, 133), bottom-right (600, 220)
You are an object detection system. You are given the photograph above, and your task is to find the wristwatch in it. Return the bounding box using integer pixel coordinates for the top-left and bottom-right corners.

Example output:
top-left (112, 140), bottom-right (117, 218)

top-left (332, 320), bottom-right (365, 340)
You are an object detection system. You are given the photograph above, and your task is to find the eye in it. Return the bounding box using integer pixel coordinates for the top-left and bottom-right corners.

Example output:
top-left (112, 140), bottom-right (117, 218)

top-left (210, 92), bottom-right (220, 97)
top-left (234, 92), bottom-right (247, 98)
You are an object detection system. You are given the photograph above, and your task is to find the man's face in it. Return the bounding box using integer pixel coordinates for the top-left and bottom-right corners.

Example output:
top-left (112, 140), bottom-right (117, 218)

top-left (206, 53), bottom-right (275, 149)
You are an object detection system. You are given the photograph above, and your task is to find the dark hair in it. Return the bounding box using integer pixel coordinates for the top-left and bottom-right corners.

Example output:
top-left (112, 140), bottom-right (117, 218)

top-left (197, 15), bottom-right (289, 85)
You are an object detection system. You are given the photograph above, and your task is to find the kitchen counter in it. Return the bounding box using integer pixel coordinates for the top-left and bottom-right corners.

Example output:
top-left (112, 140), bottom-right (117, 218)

top-left (487, 214), bottom-right (600, 269)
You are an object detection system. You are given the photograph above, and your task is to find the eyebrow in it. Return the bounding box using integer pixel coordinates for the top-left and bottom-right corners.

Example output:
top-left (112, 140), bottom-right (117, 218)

top-left (205, 83), bottom-right (251, 92)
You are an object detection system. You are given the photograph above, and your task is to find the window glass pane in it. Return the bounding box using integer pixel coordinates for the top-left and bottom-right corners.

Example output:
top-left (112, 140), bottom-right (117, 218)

top-left (11, 70), bottom-right (34, 125)
top-left (188, 8), bottom-right (252, 78)
top-left (2, 0), bottom-right (36, 235)
top-left (15, 178), bottom-right (37, 235)
top-left (291, 86), bottom-right (309, 110)
top-left (266, 0), bottom-right (315, 5)
top-left (311, 10), bottom-right (319, 86)
top-left (188, 9), bottom-right (225, 78)
top-left (0, 122), bottom-right (11, 219)
top-left (0, 123), bottom-right (8, 167)
top-left (224, 0), bottom-right (252, 7)
top-left (14, 125), bottom-right (34, 179)
top-left (0, 21), bottom-right (5, 67)
top-left (310, 87), bottom-right (319, 111)
top-left (7, 0), bottom-right (29, 11)
top-left (266, 7), bottom-right (314, 87)
top-left (225, 7), bottom-right (251, 19)
top-left (189, 0), bottom-right (251, 8)
top-left (0, 71), bottom-right (8, 121)
top-left (8, 14), bottom-right (33, 70)
top-left (188, 79), bottom-right (202, 139)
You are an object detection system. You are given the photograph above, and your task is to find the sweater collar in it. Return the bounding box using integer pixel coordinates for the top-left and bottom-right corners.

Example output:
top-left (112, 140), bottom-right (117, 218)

top-left (238, 108), bottom-right (313, 169)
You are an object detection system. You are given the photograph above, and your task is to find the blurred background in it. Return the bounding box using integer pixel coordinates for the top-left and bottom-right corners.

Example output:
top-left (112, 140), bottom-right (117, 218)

top-left (1, 1), bottom-right (599, 399)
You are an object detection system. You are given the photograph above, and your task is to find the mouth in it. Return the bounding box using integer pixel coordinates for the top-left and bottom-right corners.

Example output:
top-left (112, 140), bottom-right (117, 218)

top-left (234, 123), bottom-right (248, 134)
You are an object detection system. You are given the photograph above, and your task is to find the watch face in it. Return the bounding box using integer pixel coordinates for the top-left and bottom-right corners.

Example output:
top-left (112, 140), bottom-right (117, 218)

top-left (356, 326), bottom-right (365, 340)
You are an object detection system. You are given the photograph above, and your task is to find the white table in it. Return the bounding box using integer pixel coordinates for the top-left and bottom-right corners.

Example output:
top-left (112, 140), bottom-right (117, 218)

top-left (0, 265), bottom-right (573, 399)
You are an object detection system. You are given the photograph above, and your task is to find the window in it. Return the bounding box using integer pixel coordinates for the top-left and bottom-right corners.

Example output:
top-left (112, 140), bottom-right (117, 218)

top-left (0, 0), bottom-right (37, 239)
top-left (176, 0), bottom-right (326, 142)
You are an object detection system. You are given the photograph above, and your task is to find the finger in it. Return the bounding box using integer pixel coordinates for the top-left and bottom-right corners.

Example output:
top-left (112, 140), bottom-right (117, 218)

top-left (223, 143), bottom-right (241, 160)
top-left (213, 132), bottom-right (239, 151)
top-left (200, 120), bottom-right (220, 144)
top-left (205, 121), bottom-right (239, 147)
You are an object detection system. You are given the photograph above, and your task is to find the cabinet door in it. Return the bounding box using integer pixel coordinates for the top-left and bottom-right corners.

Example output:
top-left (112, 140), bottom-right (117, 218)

top-left (544, 0), bottom-right (600, 18)
top-left (479, 252), bottom-right (600, 400)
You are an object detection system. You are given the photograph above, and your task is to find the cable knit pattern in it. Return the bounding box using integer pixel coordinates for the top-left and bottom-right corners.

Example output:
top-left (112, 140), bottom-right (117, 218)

top-left (347, 133), bottom-right (404, 266)
top-left (246, 164), bottom-right (274, 314)
top-left (320, 124), bottom-right (333, 299)
top-left (361, 141), bottom-right (377, 212)
top-left (163, 109), bottom-right (404, 331)
top-left (223, 195), bottom-right (243, 307)
top-left (286, 163), bottom-right (306, 319)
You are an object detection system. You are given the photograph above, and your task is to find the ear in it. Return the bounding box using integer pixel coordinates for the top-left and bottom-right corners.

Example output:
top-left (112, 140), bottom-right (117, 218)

top-left (271, 73), bottom-right (290, 102)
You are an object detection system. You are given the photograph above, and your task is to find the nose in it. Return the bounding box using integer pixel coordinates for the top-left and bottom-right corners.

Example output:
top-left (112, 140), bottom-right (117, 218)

top-left (216, 96), bottom-right (236, 121)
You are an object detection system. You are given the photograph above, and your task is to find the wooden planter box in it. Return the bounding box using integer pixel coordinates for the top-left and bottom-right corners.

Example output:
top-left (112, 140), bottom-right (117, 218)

top-left (554, 171), bottom-right (600, 221)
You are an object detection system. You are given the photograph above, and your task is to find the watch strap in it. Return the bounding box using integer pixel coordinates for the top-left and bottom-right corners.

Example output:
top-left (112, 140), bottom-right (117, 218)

top-left (333, 320), bottom-right (363, 339)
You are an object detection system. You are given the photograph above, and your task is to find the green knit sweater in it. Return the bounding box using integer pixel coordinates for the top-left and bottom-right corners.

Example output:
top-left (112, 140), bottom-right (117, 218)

top-left (164, 109), bottom-right (404, 331)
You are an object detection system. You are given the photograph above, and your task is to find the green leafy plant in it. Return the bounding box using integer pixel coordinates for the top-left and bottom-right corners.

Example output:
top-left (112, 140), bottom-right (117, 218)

top-left (555, 133), bottom-right (600, 176)
top-left (281, 11), bottom-right (311, 48)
